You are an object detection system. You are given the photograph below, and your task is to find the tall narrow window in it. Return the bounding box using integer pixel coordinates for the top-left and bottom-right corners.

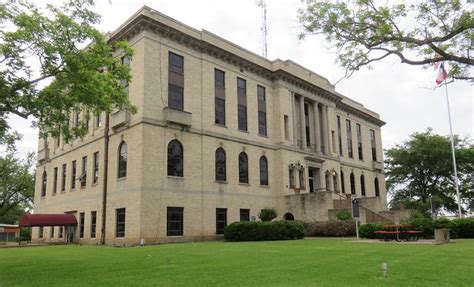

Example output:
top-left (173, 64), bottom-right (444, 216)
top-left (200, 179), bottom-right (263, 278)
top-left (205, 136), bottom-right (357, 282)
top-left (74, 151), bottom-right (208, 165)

top-left (215, 148), bottom-right (226, 181)
top-left (50, 227), bottom-right (54, 238)
top-left (340, 170), bottom-right (345, 193)
top-left (370, 129), bottom-right (377, 161)
top-left (346, 119), bottom-right (353, 158)
top-left (237, 78), bottom-right (247, 131)
top-left (216, 208), bottom-right (227, 235)
top-left (80, 156), bottom-right (87, 187)
top-left (115, 208), bottom-right (126, 238)
top-left (167, 207), bottom-right (183, 236)
top-left (56, 125), bottom-right (61, 147)
top-left (299, 169), bottom-right (306, 189)
top-left (168, 52), bottom-right (184, 110)
top-left (75, 111), bottom-right (81, 129)
top-left (357, 123), bottom-right (363, 160)
top-left (337, 116), bottom-right (343, 156)
top-left (118, 141), bottom-right (127, 178)
top-left (93, 152), bottom-right (99, 184)
top-left (41, 171), bottom-right (47, 197)
top-left (96, 114), bottom-right (102, 128)
top-left (304, 103), bottom-right (310, 147)
top-left (53, 167), bottom-right (58, 194)
top-left (259, 156), bottom-right (268, 186)
top-left (39, 227), bottom-right (43, 239)
top-left (350, 172), bottom-right (356, 195)
top-left (121, 56), bottom-right (130, 95)
top-left (90, 211), bottom-right (97, 238)
top-left (240, 209), bottom-right (250, 221)
top-left (167, 140), bottom-right (183, 177)
top-left (61, 164), bottom-right (67, 192)
top-left (360, 174), bottom-right (366, 196)
top-left (258, 85), bottom-right (267, 136)
top-left (71, 160), bottom-right (77, 189)
top-left (374, 177), bottom-right (380, 197)
top-left (289, 168), bottom-right (296, 188)
top-left (59, 226), bottom-right (63, 238)
top-left (284, 115), bottom-right (289, 140)
top-left (238, 152), bottom-right (248, 183)
top-left (215, 69), bottom-right (226, 125)
top-left (79, 212), bottom-right (85, 238)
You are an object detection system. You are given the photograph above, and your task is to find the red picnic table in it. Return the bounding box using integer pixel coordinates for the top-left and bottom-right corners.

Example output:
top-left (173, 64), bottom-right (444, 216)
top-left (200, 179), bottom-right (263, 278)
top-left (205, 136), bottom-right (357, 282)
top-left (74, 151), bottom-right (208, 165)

top-left (375, 224), bottom-right (422, 242)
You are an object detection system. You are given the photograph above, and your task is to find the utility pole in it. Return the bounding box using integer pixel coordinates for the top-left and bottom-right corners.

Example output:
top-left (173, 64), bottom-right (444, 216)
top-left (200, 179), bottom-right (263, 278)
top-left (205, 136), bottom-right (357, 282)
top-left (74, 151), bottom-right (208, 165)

top-left (256, 0), bottom-right (268, 58)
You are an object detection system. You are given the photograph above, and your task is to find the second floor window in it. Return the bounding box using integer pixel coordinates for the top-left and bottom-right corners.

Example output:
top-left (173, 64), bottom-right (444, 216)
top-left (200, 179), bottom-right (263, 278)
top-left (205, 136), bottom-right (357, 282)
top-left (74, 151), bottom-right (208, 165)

top-left (257, 85), bottom-right (267, 136)
top-left (346, 119), bottom-right (353, 158)
top-left (80, 156), bottom-right (87, 187)
top-left (93, 152), bottom-right (99, 184)
top-left (374, 177), bottom-right (380, 197)
top-left (215, 69), bottom-right (226, 125)
top-left (167, 140), bottom-right (183, 177)
top-left (337, 116), bottom-right (343, 156)
top-left (168, 52), bottom-right (184, 111)
top-left (61, 164), bottom-right (67, 192)
top-left (350, 172), bottom-right (356, 195)
top-left (238, 152), bottom-right (248, 183)
top-left (53, 167), bottom-right (58, 194)
top-left (357, 123), bottom-right (363, 160)
top-left (118, 141), bottom-right (127, 179)
top-left (41, 171), bottom-right (47, 197)
top-left (370, 129), bottom-right (377, 161)
top-left (71, 160), bottom-right (77, 189)
top-left (237, 78), bottom-right (247, 131)
top-left (259, 156), bottom-right (268, 186)
top-left (360, 174), bottom-right (366, 196)
top-left (215, 148), bottom-right (226, 181)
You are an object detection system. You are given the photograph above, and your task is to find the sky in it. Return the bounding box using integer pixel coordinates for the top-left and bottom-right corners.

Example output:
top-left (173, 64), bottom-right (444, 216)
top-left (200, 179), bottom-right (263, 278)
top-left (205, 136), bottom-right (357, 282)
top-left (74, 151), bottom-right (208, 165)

top-left (8, 0), bottom-right (473, 158)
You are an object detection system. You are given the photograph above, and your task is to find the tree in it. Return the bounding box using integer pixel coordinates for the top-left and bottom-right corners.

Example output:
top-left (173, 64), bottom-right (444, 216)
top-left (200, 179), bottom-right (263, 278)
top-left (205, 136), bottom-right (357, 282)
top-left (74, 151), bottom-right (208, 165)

top-left (0, 0), bottom-right (134, 147)
top-left (298, 0), bottom-right (473, 82)
top-left (258, 208), bottom-right (278, 221)
top-left (0, 152), bottom-right (35, 224)
top-left (385, 129), bottom-right (473, 217)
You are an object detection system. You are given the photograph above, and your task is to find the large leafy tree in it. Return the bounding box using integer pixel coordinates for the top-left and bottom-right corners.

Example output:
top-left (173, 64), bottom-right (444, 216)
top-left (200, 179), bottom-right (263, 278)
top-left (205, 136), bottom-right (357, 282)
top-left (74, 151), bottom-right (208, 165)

top-left (298, 0), bottom-right (473, 82)
top-left (0, 0), bottom-right (134, 146)
top-left (0, 152), bottom-right (35, 224)
top-left (385, 129), bottom-right (474, 217)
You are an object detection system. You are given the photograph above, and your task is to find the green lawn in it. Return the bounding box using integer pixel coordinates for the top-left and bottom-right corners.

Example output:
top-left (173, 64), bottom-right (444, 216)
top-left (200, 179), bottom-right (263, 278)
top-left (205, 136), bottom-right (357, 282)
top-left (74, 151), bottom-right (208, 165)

top-left (0, 239), bottom-right (473, 286)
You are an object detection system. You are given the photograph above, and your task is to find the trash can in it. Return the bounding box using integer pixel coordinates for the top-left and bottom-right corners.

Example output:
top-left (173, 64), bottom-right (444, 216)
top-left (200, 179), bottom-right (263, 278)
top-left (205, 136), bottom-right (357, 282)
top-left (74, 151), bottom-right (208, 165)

top-left (434, 229), bottom-right (450, 244)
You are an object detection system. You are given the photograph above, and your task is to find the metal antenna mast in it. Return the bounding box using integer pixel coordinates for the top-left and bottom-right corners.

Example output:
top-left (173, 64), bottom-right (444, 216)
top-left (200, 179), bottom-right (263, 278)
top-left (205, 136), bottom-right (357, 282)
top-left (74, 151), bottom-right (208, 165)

top-left (256, 0), bottom-right (268, 58)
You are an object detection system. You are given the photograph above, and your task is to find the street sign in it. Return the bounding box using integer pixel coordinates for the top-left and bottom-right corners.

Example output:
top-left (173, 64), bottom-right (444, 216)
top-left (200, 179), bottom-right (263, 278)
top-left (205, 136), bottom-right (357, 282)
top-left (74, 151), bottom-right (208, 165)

top-left (352, 199), bottom-right (360, 218)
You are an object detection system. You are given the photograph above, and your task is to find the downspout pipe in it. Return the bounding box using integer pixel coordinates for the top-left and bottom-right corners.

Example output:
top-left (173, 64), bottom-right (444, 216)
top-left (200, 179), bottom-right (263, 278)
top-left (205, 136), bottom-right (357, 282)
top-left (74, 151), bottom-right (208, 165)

top-left (100, 113), bottom-right (110, 245)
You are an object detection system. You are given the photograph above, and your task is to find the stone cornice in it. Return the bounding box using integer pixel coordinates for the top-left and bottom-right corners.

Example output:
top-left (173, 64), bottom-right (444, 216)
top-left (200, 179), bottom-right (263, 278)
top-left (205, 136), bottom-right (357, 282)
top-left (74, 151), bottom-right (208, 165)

top-left (337, 102), bottom-right (386, 127)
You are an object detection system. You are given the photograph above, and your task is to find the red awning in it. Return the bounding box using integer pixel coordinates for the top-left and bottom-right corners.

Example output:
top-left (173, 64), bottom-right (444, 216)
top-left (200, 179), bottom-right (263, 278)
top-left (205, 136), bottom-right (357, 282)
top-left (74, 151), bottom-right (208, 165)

top-left (19, 213), bottom-right (78, 227)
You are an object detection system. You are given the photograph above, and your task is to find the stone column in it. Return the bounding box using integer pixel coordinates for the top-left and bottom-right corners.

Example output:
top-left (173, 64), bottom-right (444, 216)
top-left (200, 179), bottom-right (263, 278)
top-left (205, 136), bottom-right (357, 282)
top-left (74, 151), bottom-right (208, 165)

top-left (299, 95), bottom-right (306, 149)
top-left (291, 92), bottom-right (297, 147)
top-left (321, 105), bottom-right (329, 154)
top-left (313, 102), bottom-right (321, 153)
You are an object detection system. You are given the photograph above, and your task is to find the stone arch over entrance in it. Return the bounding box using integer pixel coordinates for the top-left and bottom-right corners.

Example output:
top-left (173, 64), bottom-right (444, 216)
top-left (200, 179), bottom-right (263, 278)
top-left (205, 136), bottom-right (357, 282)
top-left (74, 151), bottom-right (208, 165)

top-left (284, 212), bottom-right (295, 221)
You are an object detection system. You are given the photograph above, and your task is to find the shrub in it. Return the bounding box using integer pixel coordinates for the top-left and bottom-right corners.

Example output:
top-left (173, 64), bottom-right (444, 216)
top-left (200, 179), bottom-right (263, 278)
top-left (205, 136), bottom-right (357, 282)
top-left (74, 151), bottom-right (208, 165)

top-left (410, 217), bottom-right (434, 238)
top-left (451, 218), bottom-right (474, 238)
top-left (359, 223), bottom-right (382, 239)
top-left (335, 209), bottom-right (352, 221)
top-left (224, 221), bottom-right (305, 242)
top-left (258, 208), bottom-right (278, 222)
top-left (303, 220), bottom-right (356, 237)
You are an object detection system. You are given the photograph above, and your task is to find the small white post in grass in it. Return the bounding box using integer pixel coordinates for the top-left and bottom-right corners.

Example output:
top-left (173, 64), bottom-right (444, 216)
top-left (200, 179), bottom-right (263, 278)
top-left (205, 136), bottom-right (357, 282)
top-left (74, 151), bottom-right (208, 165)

top-left (382, 262), bottom-right (388, 278)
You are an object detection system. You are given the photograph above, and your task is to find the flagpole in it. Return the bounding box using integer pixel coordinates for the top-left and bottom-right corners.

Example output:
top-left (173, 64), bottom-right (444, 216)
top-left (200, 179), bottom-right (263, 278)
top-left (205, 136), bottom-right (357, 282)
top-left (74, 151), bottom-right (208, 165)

top-left (444, 83), bottom-right (462, 218)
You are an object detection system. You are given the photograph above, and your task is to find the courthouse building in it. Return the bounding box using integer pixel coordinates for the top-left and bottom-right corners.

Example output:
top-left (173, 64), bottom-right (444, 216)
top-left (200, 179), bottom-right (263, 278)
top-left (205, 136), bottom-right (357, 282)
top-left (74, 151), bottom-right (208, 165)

top-left (32, 7), bottom-right (390, 245)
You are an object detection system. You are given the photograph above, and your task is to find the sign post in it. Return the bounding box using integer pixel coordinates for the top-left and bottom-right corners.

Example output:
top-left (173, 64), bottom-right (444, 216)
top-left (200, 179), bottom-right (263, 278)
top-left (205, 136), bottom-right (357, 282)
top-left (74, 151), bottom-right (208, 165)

top-left (352, 199), bottom-right (360, 239)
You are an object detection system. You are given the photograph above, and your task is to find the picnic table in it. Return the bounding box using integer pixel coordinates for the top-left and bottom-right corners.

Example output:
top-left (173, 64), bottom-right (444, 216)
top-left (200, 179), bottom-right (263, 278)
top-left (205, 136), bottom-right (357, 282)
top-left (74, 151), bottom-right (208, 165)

top-left (375, 224), bottom-right (422, 242)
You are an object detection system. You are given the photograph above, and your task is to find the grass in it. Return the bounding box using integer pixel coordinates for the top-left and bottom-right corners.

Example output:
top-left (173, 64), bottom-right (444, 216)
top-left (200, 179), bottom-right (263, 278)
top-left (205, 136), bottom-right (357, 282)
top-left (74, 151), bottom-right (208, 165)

top-left (0, 238), bottom-right (473, 286)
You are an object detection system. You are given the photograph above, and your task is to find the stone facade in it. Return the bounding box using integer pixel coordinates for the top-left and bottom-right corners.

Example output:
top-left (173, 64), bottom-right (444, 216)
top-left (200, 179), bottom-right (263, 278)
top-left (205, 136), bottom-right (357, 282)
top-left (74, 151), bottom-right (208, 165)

top-left (32, 6), bottom-right (388, 245)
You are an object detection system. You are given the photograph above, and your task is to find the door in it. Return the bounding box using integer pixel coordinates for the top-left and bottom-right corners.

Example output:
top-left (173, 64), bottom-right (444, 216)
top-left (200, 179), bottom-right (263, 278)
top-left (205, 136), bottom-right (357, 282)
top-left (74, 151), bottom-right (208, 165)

top-left (66, 226), bottom-right (76, 243)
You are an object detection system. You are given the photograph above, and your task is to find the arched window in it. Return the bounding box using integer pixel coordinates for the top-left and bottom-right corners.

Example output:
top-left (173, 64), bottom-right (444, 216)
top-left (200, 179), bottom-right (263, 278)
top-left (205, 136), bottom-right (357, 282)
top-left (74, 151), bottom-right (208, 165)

top-left (41, 171), bottom-right (47, 197)
top-left (350, 172), bottom-right (356, 195)
top-left (284, 213), bottom-right (295, 221)
top-left (215, 148), bottom-right (226, 181)
top-left (168, 140), bottom-right (183, 177)
top-left (118, 141), bottom-right (127, 178)
top-left (374, 177), bottom-right (380, 197)
top-left (238, 152), bottom-right (248, 183)
top-left (360, 174), bottom-right (366, 196)
top-left (340, 170), bottom-right (345, 193)
top-left (259, 156), bottom-right (268, 186)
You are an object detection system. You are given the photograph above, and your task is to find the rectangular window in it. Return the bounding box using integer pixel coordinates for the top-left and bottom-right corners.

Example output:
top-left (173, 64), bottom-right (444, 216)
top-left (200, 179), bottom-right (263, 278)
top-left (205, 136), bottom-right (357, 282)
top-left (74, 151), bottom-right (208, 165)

top-left (121, 56), bottom-right (130, 95)
top-left (346, 119), bottom-right (353, 158)
top-left (39, 227), bottom-right (43, 239)
top-left (79, 213), bottom-right (85, 238)
top-left (71, 160), bottom-right (76, 189)
top-left (357, 123), bottom-right (363, 160)
top-left (215, 69), bottom-right (226, 125)
top-left (216, 208), bottom-right (227, 235)
top-left (115, 208), bottom-right (126, 238)
top-left (237, 78), bottom-right (247, 131)
top-left (53, 167), bottom-right (58, 194)
top-left (289, 168), bottom-right (296, 188)
top-left (370, 129), bottom-right (377, 161)
top-left (240, 209), bottom-right (250, 221)
top-left (167, 207), bottom-right (183, 236)
top-left (299, 169), bottom-right (306, 189)
top-left (304, 103), bottom-right (310, 147)
top-left (50, 226), bottom-right (54, 238)
top-left (284, 115), bottom-right (289, 140)
top-left (61, 164), bottom-right (67, 192)
top-left (257, 85), bottom-right (267, 136)
top-left (93, 152), bottom-right (99, 184)
top-left (331, 131), bottom-right (336, 153)
top-left (90, 211), bottom-right (97, 238)
top-left (75, 111), bottom-right (80, 128)
top-left (168, 52), bottom-right (184, 111)
top-left (337, 116), bottom-right (343, 156)
top-left (80, 156), bottom-right (87, 187)
top-left (96, 114), bottom-right (102, 128)
top-left (56, 125), bottom-right (61, 147)
top-left (59, 226), bottom-right (63, 238)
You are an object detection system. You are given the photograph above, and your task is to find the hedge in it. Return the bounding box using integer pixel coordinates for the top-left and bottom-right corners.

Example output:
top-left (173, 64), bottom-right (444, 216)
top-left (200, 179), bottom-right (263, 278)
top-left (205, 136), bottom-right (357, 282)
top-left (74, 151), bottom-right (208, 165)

top-left (224, 221), bottom-right (305, 242)
top-left (358, 223), bottom-right (382, 239)
top-left (303, 220), bottom-right (356, 237)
